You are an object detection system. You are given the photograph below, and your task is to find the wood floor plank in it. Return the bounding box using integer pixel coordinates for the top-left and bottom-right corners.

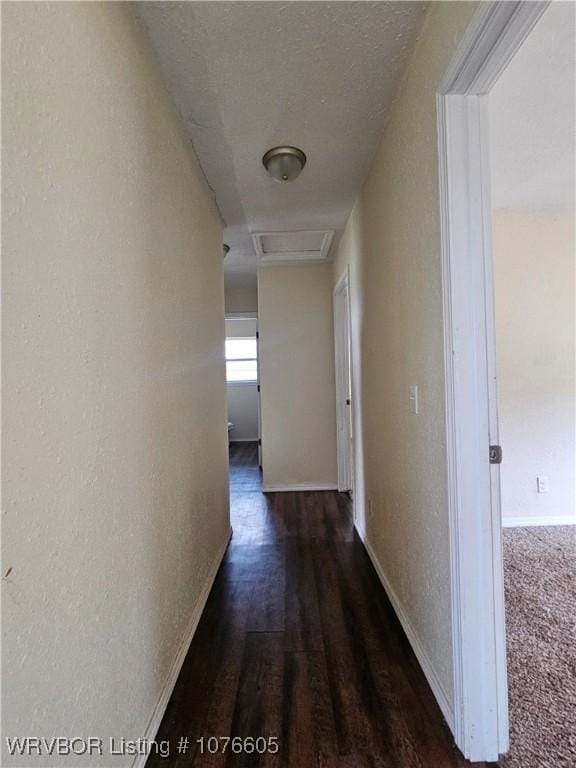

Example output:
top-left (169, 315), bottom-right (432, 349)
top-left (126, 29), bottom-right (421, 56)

top-left (221, 541), bottom-right (285, 584)
top-left (280, 651), bottom-right (338, 766)
top-left (246, 569), bottom-right (286, 632)
top-left (225, 632), bottom-right (284, 768)
top-left (321, 636), bottom-right (396, 762)
top-left (284, 538), bottom-right (323, 652)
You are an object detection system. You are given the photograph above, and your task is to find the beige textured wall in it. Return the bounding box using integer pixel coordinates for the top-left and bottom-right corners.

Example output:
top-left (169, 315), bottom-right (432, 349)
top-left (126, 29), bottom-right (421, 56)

top-left (2, 3), bottom-right (229, 764)
top-left (493, 210), bottom-right (576, 522)
top-left (332, 1), bottom-right (479, 708)
top-left (257, 264), bottom-right (337, 490)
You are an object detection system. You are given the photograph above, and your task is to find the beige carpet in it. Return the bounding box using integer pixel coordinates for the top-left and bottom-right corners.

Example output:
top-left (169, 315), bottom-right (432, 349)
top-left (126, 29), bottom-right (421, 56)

top-left (500, 526), bottom-right (576, 768)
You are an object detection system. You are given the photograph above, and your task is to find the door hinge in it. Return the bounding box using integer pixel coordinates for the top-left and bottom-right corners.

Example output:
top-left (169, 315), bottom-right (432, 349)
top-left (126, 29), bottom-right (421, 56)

top-left (257, 385), bottom-right (260, 392)
top-left (489, 445), bottom-right (503, 464)
top-left (258, 439), bottom-right (262, 446)
top-left (256, 331), bottom-right (259, 339)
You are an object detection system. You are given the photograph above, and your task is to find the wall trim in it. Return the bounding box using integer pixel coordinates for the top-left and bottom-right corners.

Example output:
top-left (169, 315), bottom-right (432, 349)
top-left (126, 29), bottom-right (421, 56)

top-left (225, 312), bottom-right (258, 320)
top-left (226, 382), bottom-right (258, 388)
top-left (503, 515), bottom-right (576, 528)
top-left (262, 483), bottom-right (338, 493)
top-left (440, 1), bottom-right (548, 95)
top-left (133, 527), bottom-right (232, 768)
top-left (356, 525), bottom-right (455, 731)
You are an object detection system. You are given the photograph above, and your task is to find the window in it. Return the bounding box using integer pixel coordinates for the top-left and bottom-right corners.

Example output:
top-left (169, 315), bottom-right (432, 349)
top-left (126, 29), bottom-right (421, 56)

top-left (225, 337), bottom-right (258, 383)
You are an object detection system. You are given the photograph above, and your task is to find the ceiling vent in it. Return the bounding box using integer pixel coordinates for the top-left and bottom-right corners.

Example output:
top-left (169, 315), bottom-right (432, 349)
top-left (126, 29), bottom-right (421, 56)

top-left (252, 230), bottom-right (334, 264)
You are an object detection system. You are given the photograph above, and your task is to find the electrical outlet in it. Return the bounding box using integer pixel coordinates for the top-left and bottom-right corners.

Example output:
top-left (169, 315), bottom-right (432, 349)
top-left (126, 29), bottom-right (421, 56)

top-left (537, 476), bottom-right (549, 494)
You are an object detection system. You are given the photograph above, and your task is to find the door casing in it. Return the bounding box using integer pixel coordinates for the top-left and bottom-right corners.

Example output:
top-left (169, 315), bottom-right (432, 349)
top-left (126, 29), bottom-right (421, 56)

top-left (334, 267), bottom-right (354, 494)
top-left (437, 1), bottom-right (550, 761)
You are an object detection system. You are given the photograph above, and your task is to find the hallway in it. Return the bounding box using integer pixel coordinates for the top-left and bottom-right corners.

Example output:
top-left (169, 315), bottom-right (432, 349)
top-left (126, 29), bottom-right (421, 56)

top-left (148, 444), bottom-right (491, 767)
top-left (4, 3), bottom-right (575, 765)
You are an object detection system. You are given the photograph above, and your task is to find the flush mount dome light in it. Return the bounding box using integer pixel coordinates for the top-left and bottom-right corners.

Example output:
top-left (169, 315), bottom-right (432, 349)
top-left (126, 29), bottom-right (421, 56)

top-left (262, 146), bottom-right (306, 182)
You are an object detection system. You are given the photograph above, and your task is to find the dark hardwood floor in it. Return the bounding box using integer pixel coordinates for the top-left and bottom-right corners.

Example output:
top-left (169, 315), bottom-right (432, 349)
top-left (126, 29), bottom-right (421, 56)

top-left (148, 442), bottom-right (496, 767)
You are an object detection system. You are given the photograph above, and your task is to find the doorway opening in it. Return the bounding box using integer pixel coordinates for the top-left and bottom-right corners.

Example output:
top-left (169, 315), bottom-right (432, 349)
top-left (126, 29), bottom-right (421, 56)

top-left (437, 0), bottom-right (553, 762)
top-left (225, 315), bottom-right (262, 495)
top-left (334, 267), bottom-right (354, 496)
top-left (488, 5), bottom-right (575, 766)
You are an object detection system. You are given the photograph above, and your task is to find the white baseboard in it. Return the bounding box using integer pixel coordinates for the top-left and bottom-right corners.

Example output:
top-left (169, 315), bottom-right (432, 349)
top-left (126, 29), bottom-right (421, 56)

top-left (502, 514), bottom-right (576, 528)
top-left (133, 527), bottom-right (232, 768)
top-left (262, 482), bottom-right (338, 493)
top-left (355, 524), bottom-right (455, 733)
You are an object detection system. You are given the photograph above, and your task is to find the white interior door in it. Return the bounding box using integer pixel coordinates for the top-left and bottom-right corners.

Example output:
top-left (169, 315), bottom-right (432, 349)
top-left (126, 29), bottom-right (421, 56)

top-left (334, 271), bottom-right (353, 492)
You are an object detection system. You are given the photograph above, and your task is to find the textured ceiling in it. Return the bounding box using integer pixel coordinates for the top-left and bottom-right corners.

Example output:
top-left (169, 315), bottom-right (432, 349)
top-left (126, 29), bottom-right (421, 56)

top-left (490, 1), bottom-right (575, 209)
top-left (135, 1), bottom-right (427, 272)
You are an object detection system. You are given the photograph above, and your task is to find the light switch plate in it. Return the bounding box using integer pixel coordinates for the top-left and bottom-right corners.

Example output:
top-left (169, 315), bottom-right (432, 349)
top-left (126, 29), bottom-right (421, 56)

top-left (409, 385), bottom-right (419, 415)
top-left (537, 475), bottom-right (549, 493)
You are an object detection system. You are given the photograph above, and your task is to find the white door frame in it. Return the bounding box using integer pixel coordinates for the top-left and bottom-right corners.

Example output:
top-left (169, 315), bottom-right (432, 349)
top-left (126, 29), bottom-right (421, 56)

top-left (437, 1), bottom-right (549, 762)
top-left (334, 267), bottom-right (353, 493)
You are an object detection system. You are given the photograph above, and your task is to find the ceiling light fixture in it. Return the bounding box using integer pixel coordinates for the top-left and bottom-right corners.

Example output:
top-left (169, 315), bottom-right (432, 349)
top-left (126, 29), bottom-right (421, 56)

top-left (262, 146), bottom-right (307, 182)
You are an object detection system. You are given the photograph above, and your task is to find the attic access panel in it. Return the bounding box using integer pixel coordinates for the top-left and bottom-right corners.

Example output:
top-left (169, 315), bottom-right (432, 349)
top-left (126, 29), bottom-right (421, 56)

top-left (252, 230), bottom-right (334, 264)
